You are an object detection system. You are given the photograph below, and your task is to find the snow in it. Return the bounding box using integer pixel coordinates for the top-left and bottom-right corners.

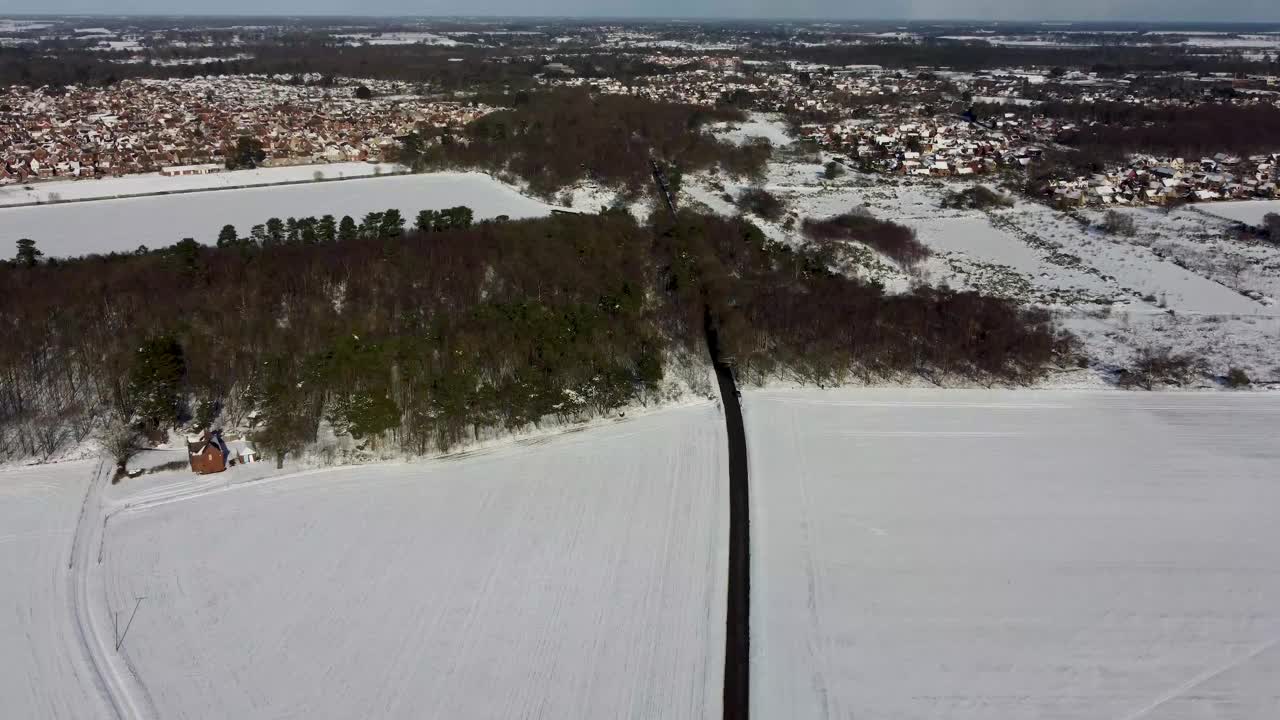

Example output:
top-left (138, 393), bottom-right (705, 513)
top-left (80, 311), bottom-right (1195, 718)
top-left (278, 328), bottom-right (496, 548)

top-left (972, 95), bottom-right (1042, 107)
top-left (685, 157), bottom-right (1280, 380)
top-left (100, 403), bottom-right (727, 719)
top-left (1196, 199), bottom-right (1280, 227)
top-left (0, 460), bottom-right (110, 718)
top-left (0, 172), bottom-right (559, 257)
top-left (0, 162), bottom-right (403, 207)
top-left (1180, 36), bottom-right (1280, 49)
top-left (907, 214), bottom-right (1116, 304)
top-left (0, 20), bottom-right (53, 31)
top-left (709, 113), bottom-right (795, 148)
top-left (1061, 309), bottom-right (1280, 382)
top-left (337, 32), bottom-right (461, 46)
top-left (9, 377), bottom-right (1280, 719)
top-left (746, 387), bottom-right (1280, 720)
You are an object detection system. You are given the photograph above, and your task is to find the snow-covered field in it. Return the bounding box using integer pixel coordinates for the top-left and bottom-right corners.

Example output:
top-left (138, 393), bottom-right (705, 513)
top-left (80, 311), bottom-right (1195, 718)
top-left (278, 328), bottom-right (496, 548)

top-left (0, 460), bottom-right (111, 718)
top-left (746, 387), bottom-right (1280, 720)
top-left (0, 162), bottom-right (402, 207)
top-left (9, 382), bottom-right (1280, 719)
top-left (709, 112), bottom-right (795, 148)
top-left (1197, 199), bottom-right (1280, 227)
top-left (1, 172), bottom-right (557, 257)
top-left (337, 32), bottom-right (462, 46)
top-left (98, 404), bottom-right (726, 719)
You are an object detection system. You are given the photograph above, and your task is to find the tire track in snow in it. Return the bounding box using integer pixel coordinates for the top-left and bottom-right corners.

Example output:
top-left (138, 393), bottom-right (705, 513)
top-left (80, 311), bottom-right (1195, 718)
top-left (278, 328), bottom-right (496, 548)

top-left (69, 459), bottom-right (152, 720)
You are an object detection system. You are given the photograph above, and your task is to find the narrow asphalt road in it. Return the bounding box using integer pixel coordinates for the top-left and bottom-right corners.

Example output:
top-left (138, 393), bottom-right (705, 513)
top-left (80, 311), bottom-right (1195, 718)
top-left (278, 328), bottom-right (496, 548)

top-left (705, 306), bottom-right (750, 720)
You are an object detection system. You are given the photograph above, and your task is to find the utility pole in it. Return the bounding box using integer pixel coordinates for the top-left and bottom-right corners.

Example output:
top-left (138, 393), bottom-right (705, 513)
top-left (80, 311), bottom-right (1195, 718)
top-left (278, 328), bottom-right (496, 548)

top-left (114, 596), bottom-right (145, 652)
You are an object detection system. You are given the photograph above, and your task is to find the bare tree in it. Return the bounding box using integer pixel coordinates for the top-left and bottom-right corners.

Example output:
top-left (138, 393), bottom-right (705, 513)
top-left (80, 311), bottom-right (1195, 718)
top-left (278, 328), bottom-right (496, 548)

top-left (96, 415), bottom-right (145, 481)
top-left (1100, 210), bottom-right (1137, 237)
top-left (1223, 256), bottom-right (1250, 288)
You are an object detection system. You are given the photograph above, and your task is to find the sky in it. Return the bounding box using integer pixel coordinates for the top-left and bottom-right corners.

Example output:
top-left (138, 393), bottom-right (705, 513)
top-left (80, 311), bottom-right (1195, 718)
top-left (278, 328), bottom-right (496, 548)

top-left (4, 0), bottom-right (1280, 22)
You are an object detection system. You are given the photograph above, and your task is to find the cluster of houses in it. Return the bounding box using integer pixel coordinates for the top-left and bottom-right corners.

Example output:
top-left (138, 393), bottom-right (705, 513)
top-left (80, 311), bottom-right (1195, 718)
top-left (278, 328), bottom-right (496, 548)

top-left (798, 115), bottom-right (1046, 177)
top-left (1050, 154), bottom-right (1280, 206)
top-left (543, 60), bottom-right (766, 108)
top-left (0, 76), bottom-right (493, 184)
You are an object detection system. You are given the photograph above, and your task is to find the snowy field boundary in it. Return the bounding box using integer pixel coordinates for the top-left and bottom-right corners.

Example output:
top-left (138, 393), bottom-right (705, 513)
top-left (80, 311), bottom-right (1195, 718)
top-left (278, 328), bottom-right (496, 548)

top-left (0, 171), bottom-right (565, 257)
top-left (109, 393), bottom-right (717, 519)
top-left (0, 165), bottom-right (416, 210)
top-left (0, 162), bottom-right (404, 208)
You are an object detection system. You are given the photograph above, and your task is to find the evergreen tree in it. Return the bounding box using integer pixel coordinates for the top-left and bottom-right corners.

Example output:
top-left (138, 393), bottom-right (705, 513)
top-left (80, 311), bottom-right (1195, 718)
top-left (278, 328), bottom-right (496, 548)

top-left (430, 206), bottom-right (475, 232)
top-left (317, 215), bottom-right (337, 243)
top-left (415, 209), bottom-right (438, 233)
top-left (216, 224), bottom-right (239, 248)
top-left (249, 224), bottom-right (268, 247)
top-left (380, 209), bottom-right (405, 238)
top-left (454, 206), bottom-right (474, 229)
top-left (127, 336), bottom-right (186, 430)
top-left (251, 360), bottom-right (313, 468)
top-left (170, 238), bottom-right (201, 274)
top-left (265, 218), bottom-right (285, 246)
top-left (286, 217), bottom-right (301, 244)
top-left (359, 212), bottom-right (384, 239)
top-left (338, 215), bottom-right (358, 242)
top-left (15, 238), bottom-right (42, 267)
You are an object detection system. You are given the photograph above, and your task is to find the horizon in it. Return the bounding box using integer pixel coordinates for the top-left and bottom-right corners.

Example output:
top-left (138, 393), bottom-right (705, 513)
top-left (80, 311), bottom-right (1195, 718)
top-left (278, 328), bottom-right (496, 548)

top-left (5, 11), bottom-right (1280, 25)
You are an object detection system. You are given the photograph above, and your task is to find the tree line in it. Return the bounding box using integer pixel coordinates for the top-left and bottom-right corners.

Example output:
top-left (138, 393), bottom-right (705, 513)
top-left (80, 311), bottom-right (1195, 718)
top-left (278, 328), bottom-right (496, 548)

top-left (211, 206), bottom-right (475, 250)
top-left (1046, 102), bottom-right (1280, 165)
top-left (0, 42), bottom-right (702, 94)
top-left (771, 41), bottom-right (1280, 77)
top-left (0, 43), bottom-right (540, 92)
top-left (801, 210), bottom-right (931, 269)
top-left (395, 89), bottom-right (771, 199)
top-left (0, 208), bottom-right (1068, 468)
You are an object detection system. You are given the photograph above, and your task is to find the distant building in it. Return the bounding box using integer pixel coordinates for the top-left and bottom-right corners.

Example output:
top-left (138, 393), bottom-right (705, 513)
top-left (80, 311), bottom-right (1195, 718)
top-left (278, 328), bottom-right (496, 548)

top-left (187, 430), bottom-right (230, 474)
top-left (160, 163), bottom-right (224, 177)
top-left (542, 63), bottom-right (576, 76)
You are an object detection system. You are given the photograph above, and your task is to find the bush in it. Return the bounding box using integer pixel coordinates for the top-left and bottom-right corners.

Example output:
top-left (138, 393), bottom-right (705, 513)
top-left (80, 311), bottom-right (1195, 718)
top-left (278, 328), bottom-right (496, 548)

top-left (1225, 367), bottom-right (1252, 388)
top-left (737, 187), bottom-right (786, 221)
top-left (801, 209), bottom-right (931, 268)
top-left (1118, 347), bottom-right (1203, 390)
top-left (1101, 209), bottom-right (1137, 237)
top-left (941, 185), bottom-right (1013, 210)
top-left (1264, 213), bottom-right (1280, 244)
